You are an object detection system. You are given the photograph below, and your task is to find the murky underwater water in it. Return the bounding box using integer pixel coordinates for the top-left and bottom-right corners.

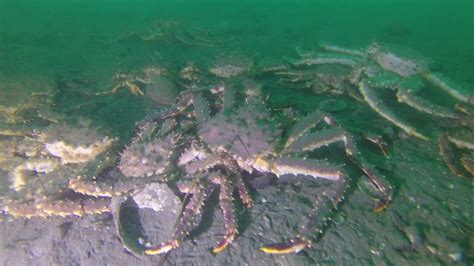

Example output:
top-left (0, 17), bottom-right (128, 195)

top-left (0, 0), bottom-right (473, 265)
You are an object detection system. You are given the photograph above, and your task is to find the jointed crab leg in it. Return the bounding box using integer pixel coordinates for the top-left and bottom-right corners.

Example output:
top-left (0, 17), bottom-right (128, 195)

top-left (212, 175), bottom-right (238, 253)
top-left (253, 156), bottom-right (343, 181)
top-left (447, 134), bottom-right (474, 150)
top-left (461, 154), bottom-right (474, 176)
top-left (318, 41), bottom-right (366, 57)
top-left (260, 173), bottom-right (349, 254)
top-left (3, 196), bottom-right (112, 219)
top-left (396, 90), bottom-right (459, 119)
top-left (284, 127), bottom-right (356, 156)
top-left (438, 134), bottom-right (464, 177)
top-left (285, 109), bottom-right (334, 148)
top-left (283, 124), bottom-right (391, 210)
top-left (287, 53), bottom-right (361, 68)
top-left (259, 238), bottom-right (311, 254)
top-left (235, 175), bottom-right (252, 207)
top-left (145, 183), bottom-right (213, 255)
top-left (359, 81), bottom-right (429, 140)
top-left (192, 93), bottom-right (210, 124)
top-left (424, 73), bottom-right (474, 105)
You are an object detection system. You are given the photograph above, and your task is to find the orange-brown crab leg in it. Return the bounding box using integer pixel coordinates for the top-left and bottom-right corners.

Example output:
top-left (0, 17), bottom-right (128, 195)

top-left (145, 184), bottom-right (213, 255)
top-left (235, 175), bottom-right (252, 207)
top-left (261, 174), bottom-right (349, 254)
top-left (211, 175), bottom-right (238, 253)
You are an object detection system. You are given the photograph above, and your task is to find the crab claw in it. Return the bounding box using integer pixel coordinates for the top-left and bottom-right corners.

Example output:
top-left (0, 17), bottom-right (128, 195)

top-left (259, 238), bottom-right (311, 254)
top-left (144, 240), bottom-right (179, 255)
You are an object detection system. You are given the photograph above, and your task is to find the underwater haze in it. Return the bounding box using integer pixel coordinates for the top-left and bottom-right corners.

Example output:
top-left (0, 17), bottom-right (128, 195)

top-left (0, 0), bottom-right (473, 265)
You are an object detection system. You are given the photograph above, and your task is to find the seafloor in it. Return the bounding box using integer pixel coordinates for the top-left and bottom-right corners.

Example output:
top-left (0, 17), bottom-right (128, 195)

top-left (1, 2), bottom-right (473, 265)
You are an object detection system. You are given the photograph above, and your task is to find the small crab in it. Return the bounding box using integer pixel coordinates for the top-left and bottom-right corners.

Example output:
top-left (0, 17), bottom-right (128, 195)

top-left (208, 54), bottom-right (254, 78)
top-left (129, 83), bottom-right (391, 255)
top-left (95, 66), bottom-right (167, 97)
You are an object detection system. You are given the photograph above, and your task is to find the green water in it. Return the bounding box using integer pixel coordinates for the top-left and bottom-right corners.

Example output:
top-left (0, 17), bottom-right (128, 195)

top-left (1, 0), bottom-right (473, 265)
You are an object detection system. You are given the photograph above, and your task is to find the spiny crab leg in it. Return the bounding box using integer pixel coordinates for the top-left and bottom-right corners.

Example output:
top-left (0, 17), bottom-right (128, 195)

top-left (396, 89), bottom-right (458, 119)
top-left (260, 173), bottom-right (349, 254)
top-left (211, 175), bottom-right (238, 253)
top-left (461, 154), bottom-right (474, 176)
top-left (254, 156), bottom-right (343, 181)
top-left (284, 127), bottom-right (356, 156)
top-left (192, 93), bottom-right (210, 124)
top-left (359, 81), bottom-right (429, 140)
top-left (365, 134), bottom-right (389, 157)
top-left (318, 41), bottom-right (366, 57)
top-left (285, 109), bottom-right (334, 149)
top-left (352, 158), bottom-right (391, 212)
top-left (283, 112), bottom-right (390, 212)
top-left (145, 183), bottom-right (213, 255)
top-left (438, 134), bottom-right (464, 177)
top-left (283, 115), bottom-right (391, 211)
top-left (424, 72), bottom-right (474, 106)
top-left (235, 175), bottom-right (252, 207)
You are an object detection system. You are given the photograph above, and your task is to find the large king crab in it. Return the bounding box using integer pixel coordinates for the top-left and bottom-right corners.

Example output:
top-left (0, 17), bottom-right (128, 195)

top-left (279, 42), bottom-right (472, 140)
top-left (121, 83), bottom-right (391, 255)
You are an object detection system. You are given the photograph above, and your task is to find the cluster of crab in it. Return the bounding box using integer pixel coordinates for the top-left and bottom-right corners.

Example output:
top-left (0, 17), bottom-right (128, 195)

top-left (108, 80), bottom-right (393, 255)
top-left (109, 20), bottom-right (233, 48)
top-left (272, 41), bottom-right (473, 177)
top-left (2, 37), bottom-right (472, 260)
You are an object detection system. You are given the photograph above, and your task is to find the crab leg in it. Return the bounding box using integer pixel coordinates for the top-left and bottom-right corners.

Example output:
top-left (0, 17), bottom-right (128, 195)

top-left (461, 154), bottom-right (474, 176)
top-left (3, 196), bottom-right (112, 219)
top-left (192, 93), bottom-right (210, 124)
top-left (438, 134), bottom-right (465, 177)
top-left (447, 135), bottom-right (474, 150)
top-left (285, 109), bottom-right (334, 148)
top-left (283, 125), bottom-right (391, 210)
top-left (69, 176), bottom-right (142, 197)
top-left (260, 173), bottom-right (349, 254)
top-left (223, 85), bottom-right (235, 112)
top-left (351, 158), bottom-right (391, 212)
top-left (259, 238), bottom-right (311, 254)
top-left (318, 41), bottom-right (366, 57)
top-left (2, 200), bottom-right (48, 218)
top-left (284, 127), bottom-right (356, 156)
top-left (396, 90), bottom-right (458, 119)
top-left (145, 184), bottom-right (213, 255)
top-left (424, 73), bottom-right (474, 105)
top-left (287, 53), bottom-right (361, 67)
top-left (154, 94), bottom-right (194, 121)
top-left (359, 81), bottom-right (429, 140)
top-left (235, 175), bottom-right (252, 207)
top-left (254, 156), bottom-right (343, 181)
top-left (211, 175), bottom-right (238, 253)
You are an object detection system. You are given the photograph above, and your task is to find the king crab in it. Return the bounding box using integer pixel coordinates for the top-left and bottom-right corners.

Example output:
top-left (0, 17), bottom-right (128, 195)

top-left (1, 118), bottom-right (119, 218)
top-left (121, 83), bottom-right (391, 255)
